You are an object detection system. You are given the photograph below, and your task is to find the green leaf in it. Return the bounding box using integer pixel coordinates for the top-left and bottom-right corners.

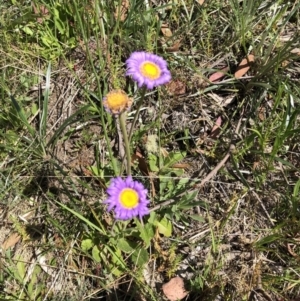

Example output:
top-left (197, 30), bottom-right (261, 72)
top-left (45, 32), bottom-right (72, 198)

top-left (148, 211), bottom-right (157, 224)
top-left (255, 234), bottom-right (282, 248)
top-left (30, 265), bottom-right (41, 286)
top-left (28, 266), bottom-right (41, 297)
top-left (138, 223), bottom-right (154, 248)
top-left (231, 155), bottom-right (250, 188)
top-left (17, 260), bottom-right (25, 280)
top-left (54, 10), bottom-right (65, 35)
top-left (109, 248), bottom-right (125, 276)
top-left (156, 217), bottom-right (172, 237)
top-left (31, 103), bottom-right (38, 115)
top-left (190, 214), bottom-right (205, 222)
top-left (179, 200), bottom-right (206, 210)
top-left (181, 190), bottom-right (197, 203)
top-left (293, 179), bottom-right (300, 198)
top-left (111, 248), bottom-right (122, 264)
top-left (90, 165), bottom-right (102, 176)
top-left (131, 248), bottom-right (149, 267)
top-left (54, 199), bottom-right (106, 235)
top-left (178, 192), bottom-right (206, 210)
top-left (273, 156), bottom-right (295, 168)
top-left (148, 153), bottom-right (159, 172)
top-left (162, 151), bottom-right (186, 169)
top-left (110, 264), bottom-right (123, 276)
top-left (41, 35), bottom-right (53, 47)
top-left (291, 179), bottom-right (300, 212)
top-left (22, 25), bottom-right (33, 36)
top-left (47, 104), bottom-right (90, 147)
top-left (117, 238), bottom-right (134, 253)
top-left (81, 238), bottom-right (94, 252)
top-left (92, 245), bottom-right (101, 262)
top-left (28, 280), bottom-right (33, 296)
top-left (110, 156), bottom-right (121, 175)
top-left (40, 63), bottom-right (51, 139)
top-left (135, 218), bottom-right (154, 249)
top-left (172, 168), bottom-right (185, 177)
top-left (10, 95), bottom-right (35, 136)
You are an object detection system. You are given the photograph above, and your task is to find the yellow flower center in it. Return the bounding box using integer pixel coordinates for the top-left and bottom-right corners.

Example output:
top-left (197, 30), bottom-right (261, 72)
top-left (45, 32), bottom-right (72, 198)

top-left (119, 188), bottom-right (139, 209)
top-left (106, 90), bottom-right (129, 111)
top-left (140, 61), bottom-right (161, 80)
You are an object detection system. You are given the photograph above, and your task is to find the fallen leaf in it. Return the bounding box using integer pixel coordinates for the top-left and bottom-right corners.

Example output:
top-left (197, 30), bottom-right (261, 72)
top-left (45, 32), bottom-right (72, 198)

top-left (287, 243), bottom-right (297, 257)
top-left (161, 25), bottom-right (173, 38)
top-left (166, 79), bottom-right (186, 95)
top-left (291, 48), bottom-right (300, 55)
top-left (171, 163), bottom-right (191, 169)
top-left (32, 3), bottom-right (49, 24)
top-left (209, 66), bottom-right (229, 82)
top-left (210, 116), bottom-right (222, 139)
top-left (160, 147), bottom-right (169, 158)
top-left (132, 150), bottom-right (149, 176)
top-left (2, 233), bottom-right (21, 250)
top-left (252, 161), bottom-right (261, 170)
top-left (166, 40), bottom-right (182, 52)
top-left (258, 106), bottom-right (266, 121)
top-left (197, 0), bottom-right (205, 4)
top-left (162, 277), bottom-right (188, 301)
top-left (234, 54), bottom-right (255, 79)
top-left (132, 150), bottom-right (156, 197)
top-left (114, 0), bottom-right (129, 21)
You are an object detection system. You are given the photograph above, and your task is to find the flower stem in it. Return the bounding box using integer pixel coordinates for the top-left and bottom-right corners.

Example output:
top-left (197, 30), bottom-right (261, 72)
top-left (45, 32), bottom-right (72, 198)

top-left (128, 86), bottom-right (147, 142)
top-left (119, 111), bottom-right (131, 176)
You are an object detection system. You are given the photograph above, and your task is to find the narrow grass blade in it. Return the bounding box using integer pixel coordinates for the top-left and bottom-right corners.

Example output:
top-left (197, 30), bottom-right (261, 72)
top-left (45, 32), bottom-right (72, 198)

top-left (46, 104), bottom-right (91, 147)
top-left (10, 94), bottom-right (35, 137)
top-left (55, 199), bottom-right (106, 235)
top-left (40, 63), bottom-right (51, 140)
top-left (230, 154), bottom-right (250, 189)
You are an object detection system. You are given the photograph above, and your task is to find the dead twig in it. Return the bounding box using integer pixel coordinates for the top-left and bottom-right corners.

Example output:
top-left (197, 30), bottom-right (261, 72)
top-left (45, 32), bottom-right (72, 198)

top-left (115, 116), bottom-right (125, 162)
top-left (150, 199), bottom-right (176, 212)
top-left (196, 110), bottom-right (244, 188)
top-left (251, 190), bottom-right (275, 226)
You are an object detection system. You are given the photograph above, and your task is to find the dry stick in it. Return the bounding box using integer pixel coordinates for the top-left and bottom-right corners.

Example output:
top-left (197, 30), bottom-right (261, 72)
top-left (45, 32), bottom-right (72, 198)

top-left (196, 146), bottom-right (233, 188)
top-left (251, 190), bottom-right (275, 226)
top-left (251, 270), bottom-right (274, 301)
top-left (150, 199), bottom-right (176, 212)
top-left (209, 53), bottom-right (231, 69)
top-left (115, 116), bottom-right (125, 161)
top-left (192, 114), bottom-right (243, 216)
top-left (119, 112), bottom-right (132, 176)
top-left (196, 112), bottom-right (244, 188)
top-left (252, 289), bottom-right (273, 301)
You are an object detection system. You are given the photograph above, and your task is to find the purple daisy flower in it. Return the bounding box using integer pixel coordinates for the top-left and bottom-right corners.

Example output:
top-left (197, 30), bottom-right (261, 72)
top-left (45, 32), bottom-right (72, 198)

top-left (104, 176), bottom-right (150, 220)
top-left (126, 51), bottom-right (171, 90)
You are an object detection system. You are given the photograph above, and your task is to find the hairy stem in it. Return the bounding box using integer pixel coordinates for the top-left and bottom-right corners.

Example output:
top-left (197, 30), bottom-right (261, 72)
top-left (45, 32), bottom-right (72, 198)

top-left (119, 111), bottom-right (131, 176)
top-left (128, 86), bottom-right (147, 142)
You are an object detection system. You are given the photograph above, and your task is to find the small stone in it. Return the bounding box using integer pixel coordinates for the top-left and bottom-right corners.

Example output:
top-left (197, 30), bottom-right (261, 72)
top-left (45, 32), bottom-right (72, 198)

top-left (162, 276), bottom-right (188, 301)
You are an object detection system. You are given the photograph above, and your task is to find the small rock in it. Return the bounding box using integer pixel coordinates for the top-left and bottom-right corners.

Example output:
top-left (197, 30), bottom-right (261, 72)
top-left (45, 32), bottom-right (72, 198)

top-left (162, 276), bottom-right (188, 301)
